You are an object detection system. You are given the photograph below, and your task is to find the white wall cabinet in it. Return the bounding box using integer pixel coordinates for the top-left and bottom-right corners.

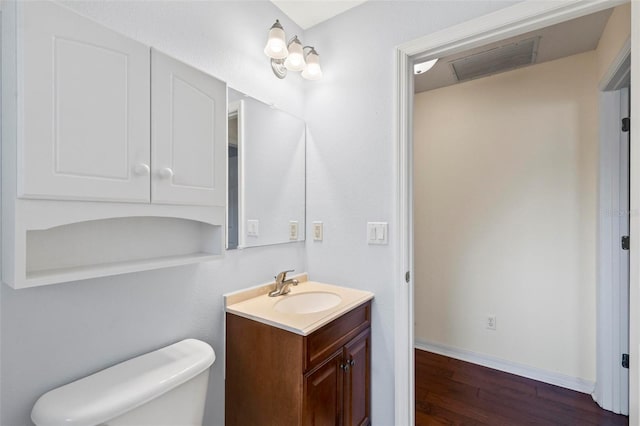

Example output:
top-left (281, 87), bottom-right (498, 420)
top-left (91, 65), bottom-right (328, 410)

top-left (20, 1), bottom-right (152, 203)
top-left (152, 50), bottom-right (227, 206)
top-left (2, 1), bottom-right (228, 289)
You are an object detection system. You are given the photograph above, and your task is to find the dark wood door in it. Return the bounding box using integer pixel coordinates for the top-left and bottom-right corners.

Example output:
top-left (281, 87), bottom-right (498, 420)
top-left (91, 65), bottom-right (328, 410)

top-left (304, 350), bottom-right (344, 426)
top-left (343, 329), bottom-right (371, 426)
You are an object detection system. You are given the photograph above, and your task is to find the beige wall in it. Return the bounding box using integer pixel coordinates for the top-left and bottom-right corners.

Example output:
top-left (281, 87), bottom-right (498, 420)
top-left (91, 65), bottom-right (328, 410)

top-left (596, 4), bottom-right (631, 84)
top-left (414, 51), bottom-right (598, 381)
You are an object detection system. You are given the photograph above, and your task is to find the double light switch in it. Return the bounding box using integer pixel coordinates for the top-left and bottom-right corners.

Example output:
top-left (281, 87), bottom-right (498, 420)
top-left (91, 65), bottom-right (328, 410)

top-left (367, 222), bottom-right (388, 245)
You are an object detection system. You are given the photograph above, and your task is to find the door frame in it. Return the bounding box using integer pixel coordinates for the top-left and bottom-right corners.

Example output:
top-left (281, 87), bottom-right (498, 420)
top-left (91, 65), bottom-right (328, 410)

top-left (597, 82), bottom-right (630, 413)
top-left (392, 1), bottom-right (636, 424)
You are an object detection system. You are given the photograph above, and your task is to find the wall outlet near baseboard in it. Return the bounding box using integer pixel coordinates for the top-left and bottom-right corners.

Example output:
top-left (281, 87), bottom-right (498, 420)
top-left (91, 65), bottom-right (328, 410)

top-left (247, 220), bottom-right (259, 237)
top-left (486, 315), bottom-right (497, 330)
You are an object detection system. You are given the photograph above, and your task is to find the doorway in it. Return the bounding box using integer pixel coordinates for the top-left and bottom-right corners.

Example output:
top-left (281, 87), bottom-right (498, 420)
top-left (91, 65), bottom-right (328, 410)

top-left (393, 2), bottom-right (638, 425)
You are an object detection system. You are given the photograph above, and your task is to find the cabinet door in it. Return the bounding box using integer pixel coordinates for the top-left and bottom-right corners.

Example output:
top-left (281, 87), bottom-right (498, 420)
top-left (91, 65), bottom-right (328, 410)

top-left (151, 49), bottom-right (227, 206)
top-left (20, 1), bottom-right (151, 202)
top-left (343, 330), bottom-right (371, 426)
top-left (304, 350), bottom-right (344, 426)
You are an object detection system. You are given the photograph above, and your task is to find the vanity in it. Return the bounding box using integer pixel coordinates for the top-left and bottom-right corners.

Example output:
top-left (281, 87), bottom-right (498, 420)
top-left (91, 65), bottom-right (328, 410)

top-left (225, 275), bottom-right (373, 426)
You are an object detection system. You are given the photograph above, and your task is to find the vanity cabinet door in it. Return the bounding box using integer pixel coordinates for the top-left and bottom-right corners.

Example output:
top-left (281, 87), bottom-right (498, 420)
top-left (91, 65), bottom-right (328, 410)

top-left (151, 49), bottom-right (227, 206)
top-left (304, 350), bottom-right (344, 426)
top-left (225, 302), bottom-right (371, 426)
top-left (20, 1), bottom-right (151, 203)
top-left (343, 330), bottom-right (371, 426)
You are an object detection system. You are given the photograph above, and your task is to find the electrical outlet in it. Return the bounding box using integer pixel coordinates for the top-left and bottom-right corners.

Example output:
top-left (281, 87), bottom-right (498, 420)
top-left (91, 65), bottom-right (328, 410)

top-left (486, 315), bottom-right (496, 330)
top-left (289, 221), bottom-right (298, 240)
top-left (312, 222), bottom-right (323, 241)
top-left (247, 220), bottom-right (259, 237)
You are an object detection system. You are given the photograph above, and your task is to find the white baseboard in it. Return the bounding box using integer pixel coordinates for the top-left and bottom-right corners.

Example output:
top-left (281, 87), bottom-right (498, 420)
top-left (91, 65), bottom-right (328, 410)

top-left (415, 340), bottom-right (595, 395)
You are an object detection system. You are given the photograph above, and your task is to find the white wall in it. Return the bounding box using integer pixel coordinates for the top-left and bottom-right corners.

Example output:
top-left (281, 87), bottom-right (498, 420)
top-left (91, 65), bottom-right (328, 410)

top-left (303, 1), bottom-right (517, 424)
top-left (413, 52), bottom-right (599, 382)
top-left (0, 2), bottom-right (306, 425)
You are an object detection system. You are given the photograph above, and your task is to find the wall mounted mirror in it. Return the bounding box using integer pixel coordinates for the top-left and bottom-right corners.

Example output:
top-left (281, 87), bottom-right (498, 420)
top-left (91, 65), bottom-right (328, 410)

top-left (227, 88), bottom-right (306, 249)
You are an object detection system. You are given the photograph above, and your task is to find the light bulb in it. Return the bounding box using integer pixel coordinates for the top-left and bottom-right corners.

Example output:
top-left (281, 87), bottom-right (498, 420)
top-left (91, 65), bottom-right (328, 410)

top-left (302, 48), bottom-right (323, 80)
top-left (284, 37), bottom-right (306, 71)
top-left (264, 20), bottom-right (288, 60)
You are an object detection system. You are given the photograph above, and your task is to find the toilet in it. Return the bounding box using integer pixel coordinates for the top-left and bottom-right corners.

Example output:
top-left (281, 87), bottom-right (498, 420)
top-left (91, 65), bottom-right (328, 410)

top-left (31, 339), bottom-right (215, 426)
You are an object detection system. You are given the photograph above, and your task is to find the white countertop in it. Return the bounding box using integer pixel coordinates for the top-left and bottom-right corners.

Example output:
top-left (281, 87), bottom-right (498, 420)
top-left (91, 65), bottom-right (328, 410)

top-left (224, 275), bottom-right (374, 336)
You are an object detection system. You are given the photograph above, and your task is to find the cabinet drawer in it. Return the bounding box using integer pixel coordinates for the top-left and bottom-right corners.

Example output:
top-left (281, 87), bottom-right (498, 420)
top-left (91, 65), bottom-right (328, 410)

top-left (305, 302), bottom-right (371, 371)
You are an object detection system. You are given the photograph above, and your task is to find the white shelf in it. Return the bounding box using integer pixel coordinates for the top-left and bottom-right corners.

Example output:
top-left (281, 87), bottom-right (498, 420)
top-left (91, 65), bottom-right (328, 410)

top-left (6, 214), bottom-right (224, 289)
top-left (24, 252), bottom-right (220, 288)
top-left (1, 199), bottom-right (226, 289)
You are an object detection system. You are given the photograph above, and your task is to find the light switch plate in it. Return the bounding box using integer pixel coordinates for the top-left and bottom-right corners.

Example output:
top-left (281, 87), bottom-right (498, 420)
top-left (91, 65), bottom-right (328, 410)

top-left (313, 222), bottom-right (323, 241)
top-left (289, 221), bottom-right (299, 240)
top-left (367, 222), bottom-right (388, 245)
top-left (247, 220), bottom-right (259, 237)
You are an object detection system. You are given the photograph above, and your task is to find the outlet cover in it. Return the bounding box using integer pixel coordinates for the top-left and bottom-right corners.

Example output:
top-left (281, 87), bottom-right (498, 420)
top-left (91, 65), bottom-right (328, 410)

top-left (289, 221), bottom-right (299, 240)
top-left (247, 220), bottom-right (259, 237)
top-left (313, 222), bottom-right (323, 241)
top-left (486, 315), bottom-right (496, 330)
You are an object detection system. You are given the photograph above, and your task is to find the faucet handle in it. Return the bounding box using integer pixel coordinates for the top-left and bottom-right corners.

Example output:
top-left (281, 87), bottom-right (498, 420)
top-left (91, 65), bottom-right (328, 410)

top-left (275, 269), bottom-right (295, 282)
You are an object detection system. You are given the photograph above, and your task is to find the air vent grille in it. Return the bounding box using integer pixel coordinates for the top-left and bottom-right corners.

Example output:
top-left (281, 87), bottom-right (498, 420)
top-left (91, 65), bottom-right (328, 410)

top-left (450, 37), bottom-right (540, 82)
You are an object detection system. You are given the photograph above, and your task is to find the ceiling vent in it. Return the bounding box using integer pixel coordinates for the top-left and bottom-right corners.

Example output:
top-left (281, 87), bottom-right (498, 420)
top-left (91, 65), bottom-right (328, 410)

top-left (450, 37), bottom-right (540, 82)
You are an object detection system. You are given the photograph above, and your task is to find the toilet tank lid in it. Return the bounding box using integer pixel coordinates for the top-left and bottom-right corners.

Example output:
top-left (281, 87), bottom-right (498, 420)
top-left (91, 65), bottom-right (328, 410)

top-left (31, 338), bottom-right (215, 426)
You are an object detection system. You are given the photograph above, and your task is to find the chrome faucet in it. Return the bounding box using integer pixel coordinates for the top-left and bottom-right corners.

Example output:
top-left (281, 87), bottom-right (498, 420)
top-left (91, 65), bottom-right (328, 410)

top-left (268, 269), bottom-right (299, 297)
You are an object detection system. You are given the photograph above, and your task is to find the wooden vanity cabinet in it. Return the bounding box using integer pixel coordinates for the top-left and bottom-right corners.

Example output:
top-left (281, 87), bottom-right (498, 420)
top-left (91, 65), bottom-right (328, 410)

top-left (226, 301), bottom-right (371, 426)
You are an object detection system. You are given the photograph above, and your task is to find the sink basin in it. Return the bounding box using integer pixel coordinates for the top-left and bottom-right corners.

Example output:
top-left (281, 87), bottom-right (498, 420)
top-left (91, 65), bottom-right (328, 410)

top-left (274, 292), bottom-right (342, 314)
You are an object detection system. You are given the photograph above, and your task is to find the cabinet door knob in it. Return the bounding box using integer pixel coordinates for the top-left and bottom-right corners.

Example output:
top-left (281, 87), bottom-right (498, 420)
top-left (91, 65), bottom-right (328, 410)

top-left (348, 359), bottom-right (356, 367)
top-left (340, 363), bottom-right (350, 371)
top-left (159, 167), bottom-right (174, 179)
top-left (133, 163), bottom-right (150, 176)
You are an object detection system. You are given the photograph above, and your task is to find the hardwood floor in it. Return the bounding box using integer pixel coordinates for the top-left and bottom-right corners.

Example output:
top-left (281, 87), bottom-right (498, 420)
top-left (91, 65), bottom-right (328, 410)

top-left (415, 349), bottom-right (629, 426)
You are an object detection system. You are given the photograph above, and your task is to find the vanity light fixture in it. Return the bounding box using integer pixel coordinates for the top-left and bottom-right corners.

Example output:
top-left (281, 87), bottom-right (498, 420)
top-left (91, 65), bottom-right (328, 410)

top-left (264, 20), bottom-right (323, 80)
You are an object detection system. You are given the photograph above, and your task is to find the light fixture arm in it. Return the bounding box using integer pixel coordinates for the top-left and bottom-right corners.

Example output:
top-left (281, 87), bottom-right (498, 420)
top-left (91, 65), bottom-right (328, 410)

top-left (270, 58), bottom-right (287, 79)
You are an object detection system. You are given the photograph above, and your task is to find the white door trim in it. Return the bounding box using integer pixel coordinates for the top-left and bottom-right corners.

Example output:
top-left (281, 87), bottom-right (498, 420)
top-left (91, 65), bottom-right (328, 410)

top-left (393, 43), bottom-right (414, 426)
top-left (629, 2), bottom-right (639, 421)
top-left (595, 87), bottom-right (630, 414)
top-left (393, 1), bottom-right (635, 425)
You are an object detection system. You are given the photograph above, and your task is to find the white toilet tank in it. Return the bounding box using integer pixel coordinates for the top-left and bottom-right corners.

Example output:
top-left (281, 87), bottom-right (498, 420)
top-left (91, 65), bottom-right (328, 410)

top-left (31, 339), bottom-right (215, 426)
